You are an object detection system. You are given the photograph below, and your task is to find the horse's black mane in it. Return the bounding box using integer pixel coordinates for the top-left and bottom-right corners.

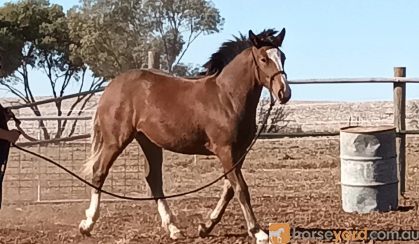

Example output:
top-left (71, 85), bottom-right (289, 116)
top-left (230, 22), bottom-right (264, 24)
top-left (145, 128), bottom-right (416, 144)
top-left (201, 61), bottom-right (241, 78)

top-left (201, 29), bottom-right (279, 75)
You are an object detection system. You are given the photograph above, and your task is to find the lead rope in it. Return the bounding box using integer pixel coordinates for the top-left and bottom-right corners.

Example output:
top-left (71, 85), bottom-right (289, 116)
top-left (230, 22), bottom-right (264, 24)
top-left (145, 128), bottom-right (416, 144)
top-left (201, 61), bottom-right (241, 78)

top-left (11, 96), bottom-right (276, 201)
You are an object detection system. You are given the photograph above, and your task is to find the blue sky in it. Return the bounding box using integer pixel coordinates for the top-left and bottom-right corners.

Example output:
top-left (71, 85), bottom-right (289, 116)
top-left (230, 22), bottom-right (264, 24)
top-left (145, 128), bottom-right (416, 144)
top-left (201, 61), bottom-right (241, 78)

top-left (1, 0), bottom-right (419, 101)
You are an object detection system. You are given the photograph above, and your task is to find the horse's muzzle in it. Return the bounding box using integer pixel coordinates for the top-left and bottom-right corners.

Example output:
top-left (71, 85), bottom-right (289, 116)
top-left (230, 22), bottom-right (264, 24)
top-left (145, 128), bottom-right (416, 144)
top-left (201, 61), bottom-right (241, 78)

top-left (278, 84), bottom-right (291, 104)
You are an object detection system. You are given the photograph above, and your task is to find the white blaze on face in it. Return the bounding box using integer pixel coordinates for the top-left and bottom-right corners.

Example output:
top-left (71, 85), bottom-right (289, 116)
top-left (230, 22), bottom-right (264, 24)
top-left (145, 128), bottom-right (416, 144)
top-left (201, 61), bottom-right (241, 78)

top-left (266, 48), bottom-right (290, 100)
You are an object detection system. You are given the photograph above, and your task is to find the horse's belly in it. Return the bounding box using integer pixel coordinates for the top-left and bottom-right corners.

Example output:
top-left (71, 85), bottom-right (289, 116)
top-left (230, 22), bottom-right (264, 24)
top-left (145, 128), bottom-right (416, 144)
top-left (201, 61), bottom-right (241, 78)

top-left (140, 126), bottom-right (212, 155)
top-left (164, 140), bottom-right (212, 155)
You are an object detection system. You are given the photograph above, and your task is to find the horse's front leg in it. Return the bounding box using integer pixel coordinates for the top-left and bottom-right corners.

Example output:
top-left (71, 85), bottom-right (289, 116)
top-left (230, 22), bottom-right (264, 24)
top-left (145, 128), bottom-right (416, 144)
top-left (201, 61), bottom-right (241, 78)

top-left (217, 146), bottom-right (269, 243)
top-left (136, 133), bottom-right (183, 240)
top-left (230, 169), bottom-right (268, 243)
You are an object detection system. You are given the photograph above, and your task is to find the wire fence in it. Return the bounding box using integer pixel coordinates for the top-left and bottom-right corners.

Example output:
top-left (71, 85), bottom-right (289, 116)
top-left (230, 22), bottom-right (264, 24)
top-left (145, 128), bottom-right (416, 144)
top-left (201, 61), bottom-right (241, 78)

top-left (4, 140), bottom-right (146, 203)
top-left (2, 118), bottom-right (416, 204)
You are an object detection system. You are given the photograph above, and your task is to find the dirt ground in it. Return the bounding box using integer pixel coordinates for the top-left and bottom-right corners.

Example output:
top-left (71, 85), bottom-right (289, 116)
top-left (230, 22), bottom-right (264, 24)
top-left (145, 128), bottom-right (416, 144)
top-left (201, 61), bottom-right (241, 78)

top-left (2, 137), bottom-right (419, 243)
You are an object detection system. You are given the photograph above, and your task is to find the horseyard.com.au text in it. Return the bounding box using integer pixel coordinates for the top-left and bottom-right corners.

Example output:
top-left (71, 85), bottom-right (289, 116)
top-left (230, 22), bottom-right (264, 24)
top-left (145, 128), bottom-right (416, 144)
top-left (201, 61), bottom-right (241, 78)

top-left (269, 223), bottom-right (419, 243)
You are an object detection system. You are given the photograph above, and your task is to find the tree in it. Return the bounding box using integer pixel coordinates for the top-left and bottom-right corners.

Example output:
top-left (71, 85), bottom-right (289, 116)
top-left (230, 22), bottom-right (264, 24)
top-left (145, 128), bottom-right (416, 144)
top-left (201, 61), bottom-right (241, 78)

top-left (144, 0), bottom-right (224, 73)
top-left (172, 63), bottom-right (204, 77)
top-left (0, 21), bottom-right (23, 78)
top-left (67, 0), bottom-right (153, 79)
top-left (0, 0), bottom-right (105, 140)
top-left (68, 0), bottom-right (224, 78)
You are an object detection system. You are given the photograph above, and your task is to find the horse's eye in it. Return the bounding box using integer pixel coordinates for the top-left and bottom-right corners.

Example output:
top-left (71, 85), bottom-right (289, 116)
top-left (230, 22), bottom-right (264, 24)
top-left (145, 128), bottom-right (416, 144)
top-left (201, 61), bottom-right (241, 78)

top-left (260, 58), bottom-right (267, 63)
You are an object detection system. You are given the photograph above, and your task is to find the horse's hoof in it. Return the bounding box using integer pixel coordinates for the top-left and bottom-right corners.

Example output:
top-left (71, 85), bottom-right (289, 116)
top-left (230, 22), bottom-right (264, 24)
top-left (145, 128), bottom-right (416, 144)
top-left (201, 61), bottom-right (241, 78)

top-left (168, 224), bottom-right (184, 240)
top-left (79, 220), bottom-right (92, 236)
top-left (198, 223), bottom-right (209, 238)
top-left (254, 229), bottom-right (269, 244)
top-left (170, 229), bottom-right (184, 240)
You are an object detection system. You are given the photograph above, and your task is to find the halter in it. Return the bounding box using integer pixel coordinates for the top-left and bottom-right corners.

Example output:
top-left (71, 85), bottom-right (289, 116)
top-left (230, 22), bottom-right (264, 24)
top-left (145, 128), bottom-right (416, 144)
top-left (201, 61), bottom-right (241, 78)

top-left (270, 70), bottom-right (287, 86)
top-left (251, 47), bottom-right (287, 105)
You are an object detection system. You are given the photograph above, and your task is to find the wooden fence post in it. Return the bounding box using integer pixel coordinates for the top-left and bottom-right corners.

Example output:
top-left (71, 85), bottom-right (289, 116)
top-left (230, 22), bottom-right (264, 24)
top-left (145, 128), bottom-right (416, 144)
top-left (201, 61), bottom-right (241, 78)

top-left (148, 50), bottom-right (160, 69)
top-left (393, 67), bottom-right (406, 195)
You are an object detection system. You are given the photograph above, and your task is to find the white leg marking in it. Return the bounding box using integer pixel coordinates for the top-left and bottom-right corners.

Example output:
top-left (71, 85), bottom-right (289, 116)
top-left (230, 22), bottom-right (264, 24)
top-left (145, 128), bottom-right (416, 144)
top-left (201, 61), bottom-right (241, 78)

top-left (79, 190), bottom-right (101, 234)
top-left (157, 199), bottom-right (183, 239)
top-left (235, 184), bottom-right (260, 239)
top-left (255, 229), bottom-right (269, 243)
top-left (210, 179), bottom-right (232, 220)
top-left (238, 199), bottom-right (255, 233)
top-left (157, 199), bottom-right (171, 229)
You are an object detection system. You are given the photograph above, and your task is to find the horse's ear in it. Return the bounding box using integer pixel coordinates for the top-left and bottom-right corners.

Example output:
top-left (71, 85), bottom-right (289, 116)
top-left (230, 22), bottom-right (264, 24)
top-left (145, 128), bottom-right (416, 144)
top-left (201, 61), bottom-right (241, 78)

top-left (249, 30), bottom-right (261, 48)
top-left (274, 28), bottom-right (286, 47)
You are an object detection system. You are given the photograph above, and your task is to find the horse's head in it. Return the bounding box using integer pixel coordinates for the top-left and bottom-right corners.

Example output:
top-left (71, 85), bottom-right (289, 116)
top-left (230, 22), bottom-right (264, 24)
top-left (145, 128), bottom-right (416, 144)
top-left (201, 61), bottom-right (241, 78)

top-left (249, 28), bottom-right (291, 104)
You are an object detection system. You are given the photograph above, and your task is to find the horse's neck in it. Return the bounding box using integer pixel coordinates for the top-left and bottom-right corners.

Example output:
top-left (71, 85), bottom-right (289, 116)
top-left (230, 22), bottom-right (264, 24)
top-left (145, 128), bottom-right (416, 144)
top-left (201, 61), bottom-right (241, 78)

top-left (215, 49), bottom-right (262, 114)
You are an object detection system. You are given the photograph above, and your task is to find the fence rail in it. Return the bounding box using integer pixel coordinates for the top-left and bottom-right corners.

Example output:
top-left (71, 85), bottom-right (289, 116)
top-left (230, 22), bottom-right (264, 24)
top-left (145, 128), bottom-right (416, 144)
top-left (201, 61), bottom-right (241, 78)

top-left (12, 130), bottom-right (419, 148)
top-left (17, 116), bottom-right (92, 121)
top-left (7, 87), bottom-right (105, 110)
top-left (6, 77), bottom-right (419, 111)
top-left (289, 77), bottom-right (419, 84)
top-left (11, 130), bottom-right (419, 148)
top-left (15, 134), bottom-right (91, 147)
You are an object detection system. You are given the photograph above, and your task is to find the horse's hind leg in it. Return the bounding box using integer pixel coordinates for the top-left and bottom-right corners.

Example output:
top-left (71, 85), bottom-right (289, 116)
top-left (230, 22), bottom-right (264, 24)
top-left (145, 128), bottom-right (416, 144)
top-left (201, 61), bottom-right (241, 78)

top-left (135, 133), bottom-right (183, 240)
top-left (79, 121), bottom-right (134, 235)
top-left (79, 144), bottom-right (128, 235)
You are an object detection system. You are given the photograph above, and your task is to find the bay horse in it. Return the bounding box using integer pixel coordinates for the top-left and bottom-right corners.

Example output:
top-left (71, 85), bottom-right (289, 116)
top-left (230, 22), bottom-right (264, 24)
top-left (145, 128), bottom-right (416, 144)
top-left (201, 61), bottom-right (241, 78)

top-left (79, 28), bottom-right (291, 243)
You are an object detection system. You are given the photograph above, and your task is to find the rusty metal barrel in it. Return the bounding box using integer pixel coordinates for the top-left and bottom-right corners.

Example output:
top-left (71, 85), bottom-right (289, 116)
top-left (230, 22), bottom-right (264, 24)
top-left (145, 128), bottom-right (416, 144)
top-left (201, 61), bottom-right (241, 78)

top-left (340, 126), bottom-right (398, 213)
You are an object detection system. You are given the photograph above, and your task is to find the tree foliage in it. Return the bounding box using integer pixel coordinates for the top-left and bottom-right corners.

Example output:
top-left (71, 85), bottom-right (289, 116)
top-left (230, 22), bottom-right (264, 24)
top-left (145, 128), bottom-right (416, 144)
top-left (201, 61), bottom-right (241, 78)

top-left (69, 0), bottom-right (224, 78)
top-left (0, 0), bottom-right (105, 140)
top-left (67, 0), bottom-right (153, 79)
top-left (144, 0), bottom-right (223, 73)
